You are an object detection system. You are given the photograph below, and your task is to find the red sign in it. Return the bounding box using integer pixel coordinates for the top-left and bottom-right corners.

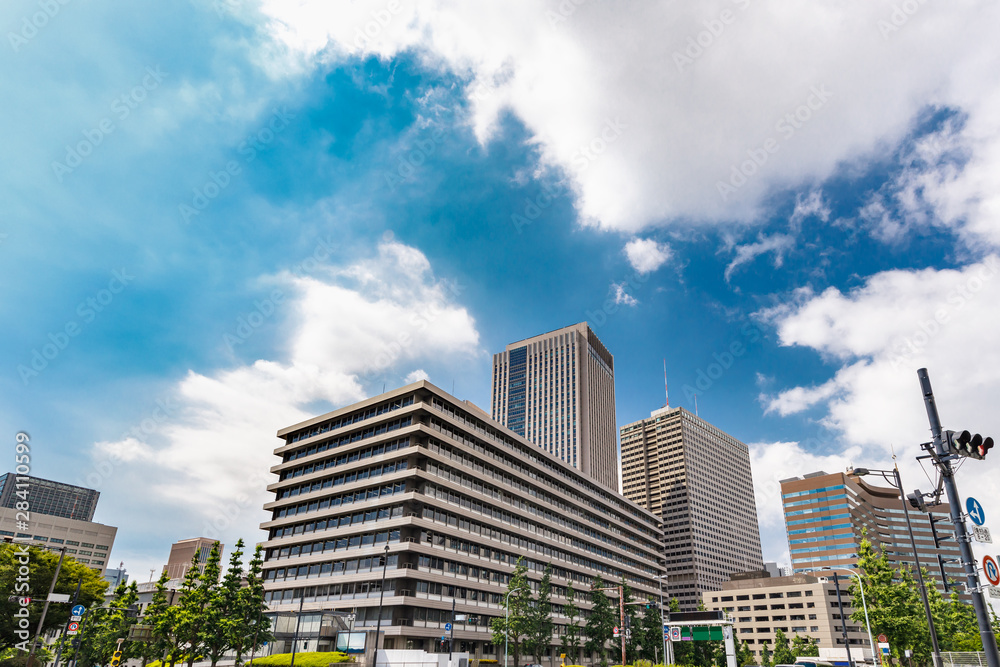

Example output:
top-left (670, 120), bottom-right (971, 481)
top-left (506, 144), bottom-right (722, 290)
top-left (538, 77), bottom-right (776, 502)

top-left (984, 555), bottom-right (1000, 586)
top-left (877, 634), bottom-right (887, 643)
top-left (67, 622), bottom-right (80, 632)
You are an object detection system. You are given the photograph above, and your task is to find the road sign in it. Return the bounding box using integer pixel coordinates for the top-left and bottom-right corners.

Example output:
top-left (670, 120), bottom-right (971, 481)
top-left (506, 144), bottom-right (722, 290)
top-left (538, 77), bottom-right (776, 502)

top-left (989, 586), bottom-right (1000, 599)
top-left (967, 497), bottom-right (986, 526)
top-left (47, 593), bottom-right (71, 603)
top-left (67, 622), bottom-right (80, 633)
top-left (877, 634), bottom-right (887, 643)
top-left (72, 604), bottom-right (86, 616)
top-left (444, 622), bottom-right (452, 632)
top-left (878, 643), bottom-right (890, 656)
top-left (613, 626), bottom-right (620, 638)
top-left (670, 627), bottom-right (681, 642)
top-left (70, 615), bottom-right (82, 622)
top-left (973, 526), bottom-right (993, 543)
top-left (983, 555), bottom-right (1000, 586)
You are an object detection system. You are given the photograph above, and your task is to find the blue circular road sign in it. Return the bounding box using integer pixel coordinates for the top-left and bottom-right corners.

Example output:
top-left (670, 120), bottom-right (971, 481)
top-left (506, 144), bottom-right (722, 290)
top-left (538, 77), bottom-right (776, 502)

top-left (72, 605), bottom-right (86, 616)
top-left (966, 497), bottom-right (986, 526)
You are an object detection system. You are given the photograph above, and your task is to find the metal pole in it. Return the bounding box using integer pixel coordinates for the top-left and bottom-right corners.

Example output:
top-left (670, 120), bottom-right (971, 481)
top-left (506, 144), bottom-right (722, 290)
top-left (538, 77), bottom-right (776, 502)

top-left (657, 576), bottom-right (667, 667)
top-left (449, 598), bottom-right (456, 663)
top-left (893, 465), bottom-right (943, 667)
top-left (831, 574), bottom-right (854, 667)
top-left (289, 595), bottom-right (305, 667)
top-left (28, 546), bottom-right (67, 667)
top-left (374, 544), bottom-right (390, 661)
top-left (619, 586), bottom-right (625, 667)
top-left (53, 579), bottom-right (83, 667)
top-left (918, 368), bottom-right (1000, 667)
top-left (504, 588), bottom-right (517, 667)
top-left (848, 571), bottom-right (876, 665)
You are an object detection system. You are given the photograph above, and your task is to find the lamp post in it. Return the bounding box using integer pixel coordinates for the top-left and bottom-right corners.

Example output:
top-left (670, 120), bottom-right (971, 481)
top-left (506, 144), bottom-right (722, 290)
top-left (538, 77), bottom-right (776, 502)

top-left (815, 568), bottom-right (875, 665)
top-left (289, 595), bottom-right (305, 667)
top-left (374, 544), bottom-right (390, 662)
top-left (851, 466), bottom-right (941, 667)
top-left (504, 585), bottom-right (528, 667)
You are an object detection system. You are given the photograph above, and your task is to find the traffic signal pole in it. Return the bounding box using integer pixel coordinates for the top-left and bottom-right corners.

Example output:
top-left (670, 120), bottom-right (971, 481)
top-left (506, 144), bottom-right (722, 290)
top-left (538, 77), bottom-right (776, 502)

top-left (917, 368), bottom-right (1000, 667)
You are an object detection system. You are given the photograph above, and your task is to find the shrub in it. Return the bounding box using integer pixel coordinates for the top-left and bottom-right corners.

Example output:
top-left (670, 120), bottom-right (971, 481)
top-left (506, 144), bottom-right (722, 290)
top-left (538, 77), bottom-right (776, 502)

top-left (249, 652), bottom-right (353, 667)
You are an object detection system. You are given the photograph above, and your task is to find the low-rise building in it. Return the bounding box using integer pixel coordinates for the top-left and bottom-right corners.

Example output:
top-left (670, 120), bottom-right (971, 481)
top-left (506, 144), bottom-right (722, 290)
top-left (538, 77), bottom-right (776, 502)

top-left (0, 508), bottom-right (117, 574)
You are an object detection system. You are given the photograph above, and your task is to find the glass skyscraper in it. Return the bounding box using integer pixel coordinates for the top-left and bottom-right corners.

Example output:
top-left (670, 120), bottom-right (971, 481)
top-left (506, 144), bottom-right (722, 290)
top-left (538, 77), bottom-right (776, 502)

top-left (0, 473), bottom-right (99, 521)
top-left (490, 322), bottom-right (618, 490)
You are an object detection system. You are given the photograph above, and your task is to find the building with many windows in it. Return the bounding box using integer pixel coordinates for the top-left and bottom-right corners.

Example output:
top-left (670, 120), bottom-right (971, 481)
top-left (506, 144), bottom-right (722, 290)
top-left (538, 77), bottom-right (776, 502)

top-left (260, 381), bottom-right (664, 664)
top-left (780, 471), bottom-right (964, 595)
top-left (702, 572), bottom-right (872, 664)
top-left (163, 537), bottom-right (224, 579)
top-left (0, 473), bottom-right (100, 521)
top-left (0, 508), bottom-right (117, 574)
top-left (620, 406), bottom-right (763, 611)
top-left (490, 323), bottom-right (618, 490)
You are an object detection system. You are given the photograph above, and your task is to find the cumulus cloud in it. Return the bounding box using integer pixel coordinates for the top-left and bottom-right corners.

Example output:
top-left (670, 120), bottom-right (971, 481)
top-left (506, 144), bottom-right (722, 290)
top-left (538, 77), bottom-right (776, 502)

top-left (253, 0), bottom-right (1000, 230)
top-left (624, 237), bottom-right (673, 274)
top-left (86, 240), bottom-right (479, 553)
top-left (611, 282), bottom-right (638, 306)
top-left (758, 257), bottom-right (1000, 567)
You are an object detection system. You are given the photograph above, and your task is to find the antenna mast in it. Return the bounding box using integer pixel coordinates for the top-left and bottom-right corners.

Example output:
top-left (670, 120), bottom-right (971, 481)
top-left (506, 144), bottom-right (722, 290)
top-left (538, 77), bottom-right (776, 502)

top-left (663, 359), bottom-right (669, 408)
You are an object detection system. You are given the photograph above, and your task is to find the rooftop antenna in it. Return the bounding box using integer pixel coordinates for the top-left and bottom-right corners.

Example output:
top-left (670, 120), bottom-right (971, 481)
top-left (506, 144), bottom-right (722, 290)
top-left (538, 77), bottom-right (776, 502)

top-left (694, 394), bottom-right (699, 417)
top-left (663, 359), bottom-right (669, 409)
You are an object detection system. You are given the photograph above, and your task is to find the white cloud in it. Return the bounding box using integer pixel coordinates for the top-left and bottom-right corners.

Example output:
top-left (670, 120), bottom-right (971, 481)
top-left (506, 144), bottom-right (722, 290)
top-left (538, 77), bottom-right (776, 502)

top-left (723, 233), bottom-right (795, 282)
top-left (254, 0), bottom-right (1000, 231)
top-left (759, 257), bottom-right (1000, 576)
top-left (611, 282), bottom-right (638, 306)
top-left (789, 190), bottom-right (831, 229)
top-left (87, 240), bottom-right (479, 557)
top-left (404, 369), bottom-right (430, 383)
top-left (624, 237), bottom-right (673, 274)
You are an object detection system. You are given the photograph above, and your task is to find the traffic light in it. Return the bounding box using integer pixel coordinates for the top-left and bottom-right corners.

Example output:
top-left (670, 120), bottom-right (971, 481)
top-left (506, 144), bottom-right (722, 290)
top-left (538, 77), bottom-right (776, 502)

top-left (110, 651), bottom-right (123, 667)
top-left (907, 491), bottom-right (928, 512)
top-left (945, 430), bottom-right (994, 460)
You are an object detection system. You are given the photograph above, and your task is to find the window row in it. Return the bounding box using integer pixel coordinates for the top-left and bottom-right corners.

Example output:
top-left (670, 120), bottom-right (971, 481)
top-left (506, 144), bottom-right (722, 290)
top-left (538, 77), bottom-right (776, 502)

top-left (287, 396), bottom-right (414, 444)
top-left (279, 438), bottom-right (411, 483)
top-left (277, 459), bottom-right (408, 499)
top-left (266, 554), bottom-right (399, 581)
top-left (269, 505), bottom-right (405, 549)
top-left (272, 482), bottom-right (407, 521)
top-left (283, 417), bottom-right (412, 464)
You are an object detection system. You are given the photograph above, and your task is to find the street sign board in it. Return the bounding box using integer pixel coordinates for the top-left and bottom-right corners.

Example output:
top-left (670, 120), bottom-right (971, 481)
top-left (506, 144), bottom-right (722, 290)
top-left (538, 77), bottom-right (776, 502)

top-left (454, 614), bottom-right (467, 621)
top-left (973, 526), bottom-right (993, 543)
top-left (444, 623), bottom-right (452, 632)
top-left (983, 555), bottom-right (1000, 586)
top-left (670, 627), bottom-right (681, 642)
top-left (613, 627), bottom-right (620, 638)
top-left (67, 623), bottom-right (80, 633)
top-left (70, 615), bottom-right (82, 622)
top-left (967, 497), bottom-right (986, 526)
top-left (877, 634), bottom-right (887, 643)
top-left (47, 593), bottom-right (71, 603)
top-left (72, 604), bottom-right (86, 616)
top-left (988, 586), bottom-right (1000, 599)
top-left (878, 643), bottom-right (890, 656)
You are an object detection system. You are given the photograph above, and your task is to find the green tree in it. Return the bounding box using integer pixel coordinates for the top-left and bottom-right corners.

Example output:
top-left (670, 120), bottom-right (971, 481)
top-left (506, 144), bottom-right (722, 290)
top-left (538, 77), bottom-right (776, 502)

top-left (636, 604), bottom-right (662, 663)
top-left (490, 558), bottom-right (532, 667)
top-left (789, 635), bottom-right (818, 658)
top-left (0, 544), bottom-right (107, 651)
top-left (526, 564), bottom-right (554, 665)
top-left (201, 542), bottom-right (231, 667)
top-left (584, 575), bottom-right (616, 667)
top-left (849, 537), bottom-right (924, 663)
top-left (144, 571), bottom-right (185, 667)
top-left (734, 631), bottom-right (756, 667)
top-left (561, 581), bottom-right (582, 664)
top-left (759, 643), bottom-right (771, 667)
top-left (175, 553), bottom-right (207, 667)
top-left (770, 630), bottom-right (794, 665)
top-left (232, 544), bottom-right (272, 667)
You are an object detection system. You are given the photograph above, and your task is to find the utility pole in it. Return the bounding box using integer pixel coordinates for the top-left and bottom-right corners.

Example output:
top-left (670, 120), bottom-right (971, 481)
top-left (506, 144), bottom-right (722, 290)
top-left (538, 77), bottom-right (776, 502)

top-left (28, 546), bottom-right (67, 667)
top-left (830, 575), bottom-right (853, 667)
top-left (53, 579), bottom-right (83, 667)
top-left (918, 368), bottom-right (1000, 667)
top-left (619, 586), bottom-right (625, 667)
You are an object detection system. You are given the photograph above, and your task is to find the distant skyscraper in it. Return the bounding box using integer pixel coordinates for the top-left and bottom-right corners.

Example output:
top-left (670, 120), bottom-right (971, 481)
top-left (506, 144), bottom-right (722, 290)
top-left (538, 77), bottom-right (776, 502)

top-left (0, 473), bottom-right (99, 521)
top-left (780, 470), bottom-right (964, 596)
top-left (621, 406), bottom-right (764, 610)
top-left (163, 537), bottom-right (221, 579)
top-left (490, 322), bottom-right (618, 489)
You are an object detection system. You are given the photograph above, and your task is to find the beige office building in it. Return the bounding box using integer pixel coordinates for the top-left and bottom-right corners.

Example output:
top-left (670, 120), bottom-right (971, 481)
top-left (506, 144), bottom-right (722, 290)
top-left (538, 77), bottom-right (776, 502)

top-left (621, 406), bottom-right (763, 610)
top-left (702, 573), bottom-right (873, 663)
top-left (490, 323), bottom-right (618, 490)
top-left (0, 508), bottom-right (116, 574)
top-left (163, 537), bottom-right (222, 579)
top-left (260, 381), bottom-right (664, 664)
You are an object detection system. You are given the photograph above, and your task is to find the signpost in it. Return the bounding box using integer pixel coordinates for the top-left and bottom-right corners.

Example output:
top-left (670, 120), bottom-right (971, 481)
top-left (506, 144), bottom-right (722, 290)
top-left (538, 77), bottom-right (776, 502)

top-left (973, 526), bottom-right (993, 543)
top-left (967, 497), bottom-right (986, 526)
top-left (984, 556), bottom-right (1000, 587)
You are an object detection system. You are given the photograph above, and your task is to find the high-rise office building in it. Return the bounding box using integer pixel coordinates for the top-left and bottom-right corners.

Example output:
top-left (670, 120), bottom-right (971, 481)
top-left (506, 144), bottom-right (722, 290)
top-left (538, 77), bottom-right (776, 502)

top-left (0, 508), bottom-right (117, 574)
top-left (163, 537), bottom-right (223, 579)
top-left (490, 323), bottom-right (618, 490)
top-left (780, 471), bottom-right (964, 595)
top-left (0, 473), bottom-right (99, 521)
top-left (260, 381), bottom-right (664, 663)
top-left (620, 406), bottom-right (764, 610)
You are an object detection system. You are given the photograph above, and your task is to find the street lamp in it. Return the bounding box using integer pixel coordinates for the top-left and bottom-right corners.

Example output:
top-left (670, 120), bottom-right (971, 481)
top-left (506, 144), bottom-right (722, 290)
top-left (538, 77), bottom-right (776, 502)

top-left (504, 585), bottom-right (529, 667)
top-left (815, 568), bottom-right (875, 666)
top-left (374, 544), bottom-right (391, 661)
top-left (851, 465), bottom-right (942, 667)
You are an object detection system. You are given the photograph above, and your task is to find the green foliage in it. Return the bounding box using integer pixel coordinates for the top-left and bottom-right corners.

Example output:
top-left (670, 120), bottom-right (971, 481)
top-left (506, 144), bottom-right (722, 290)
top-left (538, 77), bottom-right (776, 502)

top-left (584, 575), bottom-right (616, 664)
top-left (789, 635), bottom-right (818, 658)
top-left (770, 630), bottom-right (794, 666)
top-left (246, 651), bottom-right (352, 667)
top-left (525, 564), bottom-right (554, 664)
top-left (561, 581), bottom-right (582, 663)
top-left (735, 637), bottom-right (756, 667)
top-left (759, 643), bottom-right (771, 667)
top-left (0, 544), bottom-right (107, 651)
top-left (490, 557), bottom-right (532, 667)
top-left (636, 604), bottom-right (663, 663)
top-left (233, 544), bottom-right (272, 666)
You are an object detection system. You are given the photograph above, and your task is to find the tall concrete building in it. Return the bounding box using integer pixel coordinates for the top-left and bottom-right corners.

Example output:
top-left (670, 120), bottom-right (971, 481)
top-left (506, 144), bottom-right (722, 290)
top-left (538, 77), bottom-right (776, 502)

top-left (163, 537), bottom-right (222, 579)
top-left (490, 323), bottom-right (618, 490)
top-left (620, 406), bottom-right (764, 610)
top-left (0, 508), bottom-right (117, 574)
top-left (0, 473), bottom-right (99, 521)
top-left (781, 471), bottom-right (964, 594)
top-left (260, 381), bottom-right (664, 664)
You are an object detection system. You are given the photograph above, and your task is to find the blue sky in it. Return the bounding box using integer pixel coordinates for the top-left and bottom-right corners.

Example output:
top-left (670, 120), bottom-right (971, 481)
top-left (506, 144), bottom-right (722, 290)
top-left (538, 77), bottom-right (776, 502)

top-left (2, 0), bottom-right (999, 586)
